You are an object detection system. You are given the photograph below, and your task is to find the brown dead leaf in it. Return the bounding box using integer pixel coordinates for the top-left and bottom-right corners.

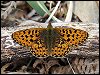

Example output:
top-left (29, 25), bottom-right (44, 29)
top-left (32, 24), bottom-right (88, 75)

top-left (51, 65), bottom-right (73, 74)
top-left (46, 59), bottom-right (60, 73)
top-left (72, 57), bottom-right (99, 74)
top-left (1, 63), bottom-right (11, 74)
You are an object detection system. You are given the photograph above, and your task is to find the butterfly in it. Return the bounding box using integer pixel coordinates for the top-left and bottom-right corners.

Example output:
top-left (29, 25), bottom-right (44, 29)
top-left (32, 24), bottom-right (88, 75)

top-left (12, 23), bottom-right (88, 58)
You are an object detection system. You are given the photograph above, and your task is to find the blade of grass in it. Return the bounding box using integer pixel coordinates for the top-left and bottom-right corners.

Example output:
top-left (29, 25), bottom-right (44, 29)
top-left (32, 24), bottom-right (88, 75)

top-left (27, 1), bottom-right (62, 22)
top-left (65, 1), bottom-right (73, 23)
top-left (46, 1), bottom-right (62, 23)
top-left (27, 1), bottom-right (45, 16)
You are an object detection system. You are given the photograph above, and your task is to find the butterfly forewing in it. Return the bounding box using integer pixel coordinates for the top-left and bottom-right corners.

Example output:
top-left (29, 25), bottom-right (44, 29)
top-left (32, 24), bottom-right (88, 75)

top-left (54, 28), bottom-right (88, 46)
top-left (12, 28), bottom-right (49, 58)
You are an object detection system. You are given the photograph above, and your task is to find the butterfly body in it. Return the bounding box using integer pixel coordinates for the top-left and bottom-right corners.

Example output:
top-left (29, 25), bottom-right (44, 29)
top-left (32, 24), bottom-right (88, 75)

top-left (12, 23), bottom-right (88, 58)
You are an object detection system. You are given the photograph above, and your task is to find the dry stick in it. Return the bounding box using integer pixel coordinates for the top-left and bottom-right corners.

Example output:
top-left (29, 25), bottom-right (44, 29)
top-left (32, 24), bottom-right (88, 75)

top-left (67, 57), bottom-right (76, 74)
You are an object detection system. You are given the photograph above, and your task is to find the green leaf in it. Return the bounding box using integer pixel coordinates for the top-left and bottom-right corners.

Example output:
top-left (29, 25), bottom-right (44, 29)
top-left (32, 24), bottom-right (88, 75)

top-left (26, 1), bottom-right (49, 16)
top-left (26, 1), bottom-right (62, 22)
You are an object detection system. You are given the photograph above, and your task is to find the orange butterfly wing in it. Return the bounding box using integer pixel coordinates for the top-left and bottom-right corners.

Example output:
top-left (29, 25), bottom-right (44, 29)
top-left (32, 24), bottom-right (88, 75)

top-left (12, 28), bottom-right (49, 58)
top-left (54, 28), bottom-right (88, 46)
top-left (12, 26), bottom-right (88, 58)
top-left (51, 37), bottom-right (70, 57)
top-left (50, 28), bottom-right (88, 57)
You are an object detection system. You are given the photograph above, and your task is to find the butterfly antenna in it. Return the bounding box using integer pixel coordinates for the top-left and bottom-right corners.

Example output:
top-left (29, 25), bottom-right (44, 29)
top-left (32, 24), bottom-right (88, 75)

top-left (66, 57), bottom-right (76, 74)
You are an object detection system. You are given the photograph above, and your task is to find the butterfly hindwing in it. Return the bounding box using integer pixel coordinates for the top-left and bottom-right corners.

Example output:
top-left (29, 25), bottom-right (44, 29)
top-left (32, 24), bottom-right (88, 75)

top-left (51, 37), bottom-right (70, 57)
top-left (31, 38), bottom-right (48, 58)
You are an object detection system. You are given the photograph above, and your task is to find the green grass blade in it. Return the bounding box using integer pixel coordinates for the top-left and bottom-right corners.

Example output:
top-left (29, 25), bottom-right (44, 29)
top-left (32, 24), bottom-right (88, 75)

top-left (26, 1), bottom-right (62, 22)
top-left (27, 1), bottom-right (46, 16)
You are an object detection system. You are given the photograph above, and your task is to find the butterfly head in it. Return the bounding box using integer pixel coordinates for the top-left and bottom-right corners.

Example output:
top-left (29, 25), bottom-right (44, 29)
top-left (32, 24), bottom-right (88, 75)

top-left (47, 22), bottom-right (53, 30)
